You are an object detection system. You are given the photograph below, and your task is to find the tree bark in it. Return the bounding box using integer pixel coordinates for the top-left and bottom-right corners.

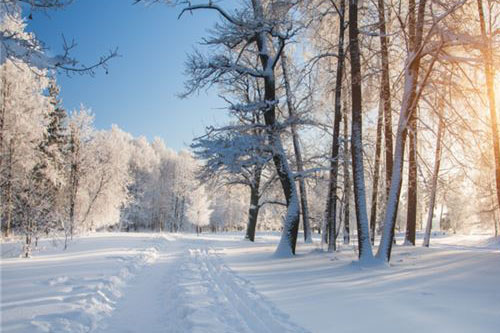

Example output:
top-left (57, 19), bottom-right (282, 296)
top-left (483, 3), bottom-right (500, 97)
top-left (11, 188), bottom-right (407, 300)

top-left (325, 0), bottom-right (346, 252)
top-left (68, 132), bottom-right (79, 239)
top-left (405, 106), bottom-right (418, 245)
top-left (245, 166), bottom-right (262, 242)
top-left (343, 99), bottom-right (351, 245)
top-left (348, 0), bottom-right (374, 260)
top-left (0, 65), bottom-right (7, 172)
top-left (423, 111), bottom-right (444, 247)
top-left (3, 139), bottom-right (14, 237)
top-left (377, 0), bottom-right (428, 262)
top-left (281, 53), bottom-right (312, 243)
top-left (370, 100), bottom-right (384, 244)
top-left (251, 0), bottom-right (300, 256)
top-left (377, 0), bottom-right (393, 196)
top-left (477, 0), bottom-right (500, 224)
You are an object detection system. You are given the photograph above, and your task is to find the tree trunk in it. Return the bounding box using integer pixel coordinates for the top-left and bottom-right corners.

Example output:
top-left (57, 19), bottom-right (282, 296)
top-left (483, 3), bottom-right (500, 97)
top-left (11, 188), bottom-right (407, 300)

top-left (370, 100), bottom-right (384, 244)
top-left (405, 106), bottom-right (418, 245)
top-left (281, 53), bottom-right (312, 244)
top-left (423, 111), bottom-right (444, 247)
top-left (251, 0), bottom-right (300, 256)
top-left (0, 64), bottom-right (7, 172)
top-left (68, 134), bottom-right (79, 240)
top-left (3, 139), bottom-right (14, 237)
top-left (377, 0), bottom-right (393, 196)
top-left (377, 0), bottom-right (428, 262)
top-left (178, 197), bottom-right (185, 232)
top-left (245, 166), bottom-right (262, 242)
top-left (348, 0), bottom-right (373, 260)
top-left (324, 0), bottom-right (346, 252)
top-left (343, 100), bottom-right (351, 245)
top-left (477, 0), bottom-right (500, 223)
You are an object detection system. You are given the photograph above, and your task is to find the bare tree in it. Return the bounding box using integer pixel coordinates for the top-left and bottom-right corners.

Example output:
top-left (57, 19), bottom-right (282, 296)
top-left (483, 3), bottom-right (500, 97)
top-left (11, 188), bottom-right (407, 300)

top-left (348, 0), bottom-right (373, 260)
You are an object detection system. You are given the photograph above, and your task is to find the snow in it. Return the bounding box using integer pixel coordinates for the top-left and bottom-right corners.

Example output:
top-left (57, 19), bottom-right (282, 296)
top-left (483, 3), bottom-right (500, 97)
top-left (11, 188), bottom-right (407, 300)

top-left (1, 234), bottom-right (161, 332)
top-left (2, 232), bottom-right (499, 332)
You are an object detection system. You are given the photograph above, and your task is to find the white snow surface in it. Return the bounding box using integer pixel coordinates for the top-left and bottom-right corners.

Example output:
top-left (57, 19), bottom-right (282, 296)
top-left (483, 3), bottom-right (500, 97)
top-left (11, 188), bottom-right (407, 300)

top-left (1, 232), bottom-right (499, 332)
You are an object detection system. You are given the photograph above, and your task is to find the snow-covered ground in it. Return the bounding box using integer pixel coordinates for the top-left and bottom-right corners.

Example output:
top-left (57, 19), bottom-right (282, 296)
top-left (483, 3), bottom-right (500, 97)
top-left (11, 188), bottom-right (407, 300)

top-left (1, 232), bottom-right (499, 332)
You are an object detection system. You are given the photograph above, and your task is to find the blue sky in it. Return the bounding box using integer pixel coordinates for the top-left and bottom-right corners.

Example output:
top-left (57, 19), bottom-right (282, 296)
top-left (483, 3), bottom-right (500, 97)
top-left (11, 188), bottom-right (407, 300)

top-left (26, 0), bottom-right (230, 151)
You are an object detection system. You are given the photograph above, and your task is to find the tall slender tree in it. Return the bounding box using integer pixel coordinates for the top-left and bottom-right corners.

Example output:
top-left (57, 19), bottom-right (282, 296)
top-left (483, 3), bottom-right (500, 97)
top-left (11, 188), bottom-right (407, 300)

top-left (281, 53), bottom-right (312, 243)
top-left (325, 0), bottom-right (346, 252)
top-left (348, 0), bottom-right (373, 260)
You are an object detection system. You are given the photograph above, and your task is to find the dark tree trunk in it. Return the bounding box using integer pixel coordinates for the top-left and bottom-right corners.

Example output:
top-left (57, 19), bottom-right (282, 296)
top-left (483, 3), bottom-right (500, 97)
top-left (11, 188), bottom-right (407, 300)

top-left (377, 0), bottom-right (428, 261)
top-left (348, 0), bottom-right (373, 260)
top-left (325, 0), bottom-right (346, 252)
top-left (252, 0), bottom-right (300, 255)
top-left (343, 101), bottom-right (351, 245)
top-left (68, 133), bottom-right (79, 240)
top-left (245, 166), bottom-right (262, 242)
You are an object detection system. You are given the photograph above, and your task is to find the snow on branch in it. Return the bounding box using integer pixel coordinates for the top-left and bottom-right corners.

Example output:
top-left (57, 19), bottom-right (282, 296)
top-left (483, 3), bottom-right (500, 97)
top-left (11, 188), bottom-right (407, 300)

top-left (191, 129), bottom-right (272, 177)
top-left (181, 51), bottom-right (266, 97)
top-left (1, 14), bottom-right (118, 75)
top-left (178, 2), bottom-right (241, 26)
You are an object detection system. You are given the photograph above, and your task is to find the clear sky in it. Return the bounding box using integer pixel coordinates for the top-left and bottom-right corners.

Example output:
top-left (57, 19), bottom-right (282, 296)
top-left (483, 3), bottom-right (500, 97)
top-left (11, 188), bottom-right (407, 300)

top-left (25, 0), bottom-right (230, 151)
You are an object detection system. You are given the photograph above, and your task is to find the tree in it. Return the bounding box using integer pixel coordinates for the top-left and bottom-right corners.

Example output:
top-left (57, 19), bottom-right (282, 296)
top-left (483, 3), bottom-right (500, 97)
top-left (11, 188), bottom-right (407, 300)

top-left (423, 102), bottom-right (445, 247)
top-left (348, 0), bottom-right (373, 261)
top-left (377, 0), bottom-right (468, 261)
top-left (186, 185), bottom-right (212, 235)
top-left (65, 108), bottom-right (94, 240)
top-left (192, 68), bottom-right (274, 242)
top-left (324, 0), bottom-right (346, 252)
top-left (281, 52), bottom-right (312, 244)
top-left (0, 13), bottom-right (49, 238)
top-left (178, 0), bottom-right (302, 256)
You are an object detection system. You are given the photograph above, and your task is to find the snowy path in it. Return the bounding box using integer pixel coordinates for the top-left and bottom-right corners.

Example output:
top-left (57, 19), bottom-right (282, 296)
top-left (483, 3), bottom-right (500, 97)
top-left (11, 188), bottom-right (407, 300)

top-left (98, 236), bottom-right (308, 333)
top-left (3, 232), bottom-right (498, 332)
top-left (95, 236), bottom-right (180, 333)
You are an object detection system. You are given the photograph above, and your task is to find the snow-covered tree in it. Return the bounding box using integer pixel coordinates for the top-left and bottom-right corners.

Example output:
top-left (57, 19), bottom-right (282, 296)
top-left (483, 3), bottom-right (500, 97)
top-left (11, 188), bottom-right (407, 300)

top-left (186, 185), bottom-right (212, 235)
top-left (179, 0), bottom-right (303, 256)
top-left (0, 13), bottom-right (50, 240)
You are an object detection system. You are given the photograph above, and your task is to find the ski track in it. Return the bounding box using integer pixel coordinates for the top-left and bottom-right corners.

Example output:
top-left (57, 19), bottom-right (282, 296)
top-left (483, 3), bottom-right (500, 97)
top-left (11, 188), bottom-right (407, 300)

top-left (162, 240), bottom-right (309, 333)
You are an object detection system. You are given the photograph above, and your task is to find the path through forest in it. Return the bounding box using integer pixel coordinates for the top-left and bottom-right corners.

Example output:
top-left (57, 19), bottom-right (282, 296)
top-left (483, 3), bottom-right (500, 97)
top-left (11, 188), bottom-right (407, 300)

top-left (96, 235), bottom-right (308, 333)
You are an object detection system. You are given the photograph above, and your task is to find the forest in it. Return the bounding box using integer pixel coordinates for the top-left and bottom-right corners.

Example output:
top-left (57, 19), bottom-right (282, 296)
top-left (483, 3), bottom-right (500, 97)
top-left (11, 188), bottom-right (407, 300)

top-left (1, 1), bottom-right (500, 332)
top-left (2, 0), bottom-right (499, 259)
